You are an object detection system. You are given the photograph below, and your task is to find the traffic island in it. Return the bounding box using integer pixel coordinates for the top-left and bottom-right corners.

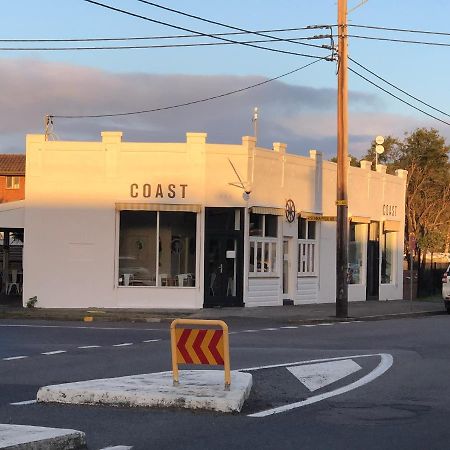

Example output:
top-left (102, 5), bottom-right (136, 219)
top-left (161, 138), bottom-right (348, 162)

top-left (0, 424), bottom-right (86, 450)
top-left (37, 370), bottom-right (253, 413)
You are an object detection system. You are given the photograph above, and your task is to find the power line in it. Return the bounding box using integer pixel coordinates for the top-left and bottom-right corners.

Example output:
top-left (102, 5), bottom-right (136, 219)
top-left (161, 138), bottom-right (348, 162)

top-left (0, 36), bottom-right (332, 52)
top-left (134, 0), bottom-right (330, 50)
top-left (81, 0), bottom-right (328, 59)
top-left (348, 23), bottom-right (450, 37)
top-left (50, 56), bottom-right (328, 119)
top-left (349, 57), bottom-right (450, 118)
top-left (347, 34), bottom-right (450, 47)
top-left (0, 27), bottom-right (330, 43)
top-left (349, 66), bottom-right (450, 126)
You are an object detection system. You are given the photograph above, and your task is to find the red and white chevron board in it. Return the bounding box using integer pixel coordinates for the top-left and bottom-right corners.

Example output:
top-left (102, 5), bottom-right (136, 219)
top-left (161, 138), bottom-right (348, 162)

top-left (175, 328), bottom-right (224, 365)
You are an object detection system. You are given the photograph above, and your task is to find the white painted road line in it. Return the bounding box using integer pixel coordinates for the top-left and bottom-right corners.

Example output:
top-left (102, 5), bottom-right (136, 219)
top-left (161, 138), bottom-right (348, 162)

top-left (242, 330), bottom-right (259, 333)
top-left (317, 323), bottom-right (334, 326)
top-left (2, 356), bottom-right (28, 361)
top-left (280, 326), bottom-right (299, 329)
top-left (245, 353), bottom-right (394, 417)
top-left (0, 324), bottom-right (160, 331)
top-left (262, 328), bottom-right (278, 331)
top-left (42, 350), bottom-right (67, 355)
top-left (10, 399), bottom-right (37, 405)
top-left (287, 359), bottom-right (362, 391)
top-left (99, 446), bottom-right (133, 450)
top-left (113, 343), bottom-right (134, 347)
top-left (78, 345), bottom-right (101, 349)
top-left (142, 339), bottom-right (161, 343)
top-left (301, 325), bottom-right (317, 328)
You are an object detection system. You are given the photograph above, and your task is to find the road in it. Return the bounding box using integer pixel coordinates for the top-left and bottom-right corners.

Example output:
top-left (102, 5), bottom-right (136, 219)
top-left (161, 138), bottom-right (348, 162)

top-left (0, 315), bottom-right (449, 449)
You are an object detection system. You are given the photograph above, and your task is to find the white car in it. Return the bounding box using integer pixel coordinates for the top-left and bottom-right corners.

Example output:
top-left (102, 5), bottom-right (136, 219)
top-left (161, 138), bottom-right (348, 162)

top-left (443, 264), bottom-right (450, 313)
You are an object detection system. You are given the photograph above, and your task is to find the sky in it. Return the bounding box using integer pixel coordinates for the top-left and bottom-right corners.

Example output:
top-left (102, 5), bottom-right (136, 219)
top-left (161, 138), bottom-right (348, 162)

top-left (1, 0), bottom-right (449, 159)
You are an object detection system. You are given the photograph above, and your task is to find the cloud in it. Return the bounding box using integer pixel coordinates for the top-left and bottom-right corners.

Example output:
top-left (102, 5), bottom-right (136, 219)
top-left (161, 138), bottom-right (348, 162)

top-left (0, 57), bottom-right (447, 159)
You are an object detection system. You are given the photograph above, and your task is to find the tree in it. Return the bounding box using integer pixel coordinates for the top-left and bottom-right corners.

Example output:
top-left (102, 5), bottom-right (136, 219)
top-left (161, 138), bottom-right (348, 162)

top-left (361, 135), bottom-right (402, 173)
top-left (329, 154), bottom-right (360, 167)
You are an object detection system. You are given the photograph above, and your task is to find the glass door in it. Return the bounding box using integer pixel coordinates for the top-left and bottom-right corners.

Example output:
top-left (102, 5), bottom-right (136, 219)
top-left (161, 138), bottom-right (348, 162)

top-left (366, 222), bottom-right (380, 300)
top-left (204, 208), bottom-right (244, 307)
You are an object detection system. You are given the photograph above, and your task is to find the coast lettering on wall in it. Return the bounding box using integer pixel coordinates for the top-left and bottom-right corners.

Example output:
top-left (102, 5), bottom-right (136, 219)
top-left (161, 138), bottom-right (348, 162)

top-left (130, 183), bottom-right (188, 199)
top-left (382, 204), bottom-right (397, 217)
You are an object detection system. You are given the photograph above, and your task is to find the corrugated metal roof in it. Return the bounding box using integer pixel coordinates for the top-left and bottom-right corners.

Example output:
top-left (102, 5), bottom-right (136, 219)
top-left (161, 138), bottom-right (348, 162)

top-left (0, 154), bottom-right (25, 176)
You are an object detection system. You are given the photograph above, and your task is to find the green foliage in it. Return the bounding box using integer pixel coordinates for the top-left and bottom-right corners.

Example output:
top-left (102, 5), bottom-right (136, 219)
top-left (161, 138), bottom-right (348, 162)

top-left (26, 296), bottom-right (38, 308)
top-left (329, 154), bottom-right (360, 167)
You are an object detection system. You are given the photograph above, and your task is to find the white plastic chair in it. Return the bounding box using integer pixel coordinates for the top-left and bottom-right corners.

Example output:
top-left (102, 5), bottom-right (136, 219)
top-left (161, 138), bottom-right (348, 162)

top-left (6, 269), bottom-right (21, 295)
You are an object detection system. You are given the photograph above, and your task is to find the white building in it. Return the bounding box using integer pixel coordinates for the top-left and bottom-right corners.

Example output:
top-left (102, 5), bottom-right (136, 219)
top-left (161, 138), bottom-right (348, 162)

top-left (0, 131), bottom-right (407, 309)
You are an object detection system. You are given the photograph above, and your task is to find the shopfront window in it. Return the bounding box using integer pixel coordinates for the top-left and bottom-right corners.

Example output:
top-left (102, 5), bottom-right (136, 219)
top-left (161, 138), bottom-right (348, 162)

top-left (298, 218), bottom-right (318, 276)
top-left (118, 210), bottom-right (196, 287)
top-left (249, 213), bottom-right (278, 275)
top-left (348, 223), bottom-right (366, 284)
top-left (381, 231), bottom-right (396, 284)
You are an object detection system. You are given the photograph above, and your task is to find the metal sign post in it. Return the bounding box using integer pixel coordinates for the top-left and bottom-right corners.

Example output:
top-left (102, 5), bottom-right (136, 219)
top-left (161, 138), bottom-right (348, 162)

top-left (409, 233), bottom-right (416, 311)
top-left (170, 319), bottom-right (231, 390)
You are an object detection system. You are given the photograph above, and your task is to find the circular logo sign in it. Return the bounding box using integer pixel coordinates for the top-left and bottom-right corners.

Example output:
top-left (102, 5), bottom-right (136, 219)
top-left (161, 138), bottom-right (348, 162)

top-left (285, 199), bottom-right (296, 223)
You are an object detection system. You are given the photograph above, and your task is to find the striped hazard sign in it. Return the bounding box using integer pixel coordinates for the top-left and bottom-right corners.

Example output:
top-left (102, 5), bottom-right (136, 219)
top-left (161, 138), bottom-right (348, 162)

top-left (175, 328), bottom-right (224, 365)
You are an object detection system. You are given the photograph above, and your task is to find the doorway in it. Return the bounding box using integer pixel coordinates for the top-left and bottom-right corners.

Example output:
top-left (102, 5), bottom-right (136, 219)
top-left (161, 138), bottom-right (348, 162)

top-left (204, 208), bottom-right (244, 307)
top-left (366, 222), bottom-right (380, 300)
top-left (282, 238), bottom-right (293, 305)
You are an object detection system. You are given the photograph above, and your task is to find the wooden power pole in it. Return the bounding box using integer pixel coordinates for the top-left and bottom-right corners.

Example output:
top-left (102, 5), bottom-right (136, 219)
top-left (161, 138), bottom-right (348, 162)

top-left (336, 0), bottom-right (349, 318)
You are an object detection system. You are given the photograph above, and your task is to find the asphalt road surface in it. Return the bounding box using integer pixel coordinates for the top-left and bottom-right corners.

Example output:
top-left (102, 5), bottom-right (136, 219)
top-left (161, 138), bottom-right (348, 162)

top-left (1, 315), bottom-right (449, 450)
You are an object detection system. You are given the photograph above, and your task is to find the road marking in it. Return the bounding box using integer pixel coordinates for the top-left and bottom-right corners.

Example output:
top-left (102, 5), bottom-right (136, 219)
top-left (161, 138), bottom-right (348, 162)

top-left (3, 356), bottom-right (28, 361)
top-left (0, 324), bottom-right (160, 331)
top-left (287, 359), bottom-right (362, 391)
top-left (317, 323), bottom-right (333, 326)
top-left (242, 330), bottom-right (258, 333)
top-left (99, 446), bottom-right (133, 450)
top-left (42, 350), bottom-right (67, 355)
top-left (10, 399), bottom-right (37, 405)
top-left (280, 326), bottom-right (299, 329)
top-left (78, 345), bottom-right (101, 349)
top-left (113, 343), bottom-right (133, 347)
top-left (142, 339), bottom-right (161, 343)
top-left (261, 328), bottom-right (278, 331)
top-left (245, 353), bottom-right (393, 417)
top-left (301, 325), bottom-right (317, 327)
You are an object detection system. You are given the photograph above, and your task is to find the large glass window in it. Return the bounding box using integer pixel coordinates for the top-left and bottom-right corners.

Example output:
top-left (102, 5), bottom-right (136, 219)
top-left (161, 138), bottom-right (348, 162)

top-left (249, 213), bottom-right (278, 275)
top-left (381, 231), bottom-right (396, 284)
top-left (348, 223), bottom-right (366, 284)
top-left (118, 211), bottom-right (196, 287)
top-left (298, 218), bottom-right (318, 276)
top-left (6, 176), bottom-right (20, 189)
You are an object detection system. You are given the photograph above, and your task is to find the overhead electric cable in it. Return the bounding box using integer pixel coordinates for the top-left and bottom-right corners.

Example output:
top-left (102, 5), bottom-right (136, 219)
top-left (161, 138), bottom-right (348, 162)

top-left (50, 56), bottom-right (328, 119)
top-left (0, 36), bottom-right (331, 52)
top-left (134, 0), bottom-right (329, 50)
top-left (349, 66), bottom-right (450, 126)
top-left (347, 34), bottom-right (450, 47)
top-left (0, 27), bottom-right (331, 43)
top-left (81, 0), bottom-right (328, 59)
top-left (349, 57), bottom-right (450, 118)
top-left (348, 23), bottom-right (450, 37)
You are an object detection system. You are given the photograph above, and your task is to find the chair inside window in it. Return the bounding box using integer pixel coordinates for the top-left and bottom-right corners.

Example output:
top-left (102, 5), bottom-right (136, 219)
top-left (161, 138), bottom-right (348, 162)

top-left (7, 269), bottom-right (21, 295)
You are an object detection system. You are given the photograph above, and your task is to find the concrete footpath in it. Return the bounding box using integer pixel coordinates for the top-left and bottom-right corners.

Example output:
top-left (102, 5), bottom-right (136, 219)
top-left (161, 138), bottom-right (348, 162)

top-left (0, 299), bottom-right (445, 324)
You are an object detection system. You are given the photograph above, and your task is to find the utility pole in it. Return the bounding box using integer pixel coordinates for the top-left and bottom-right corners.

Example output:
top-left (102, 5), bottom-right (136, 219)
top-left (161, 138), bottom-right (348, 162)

top-left (336, 0), bottom-right (349, 318)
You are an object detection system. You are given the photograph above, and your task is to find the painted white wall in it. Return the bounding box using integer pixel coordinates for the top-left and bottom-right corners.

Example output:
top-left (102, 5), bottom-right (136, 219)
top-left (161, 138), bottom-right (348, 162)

top-left (20, 132), bottom-right (406, 309)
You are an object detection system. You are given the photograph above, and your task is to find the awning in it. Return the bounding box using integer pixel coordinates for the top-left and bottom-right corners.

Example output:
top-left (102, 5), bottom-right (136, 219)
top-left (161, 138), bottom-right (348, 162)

top-left (250, 206), bottom-right (284, 216)
top-left (350, 216), bottom-right (371, 224)
top-left (300, 211), bottom-right (336, 221)
top-left (384, 220), bottom-right (401, 232)
top-left (115, 203), bottom-right (201, 213)
top-left (0, 200), bottom-right (25, 229)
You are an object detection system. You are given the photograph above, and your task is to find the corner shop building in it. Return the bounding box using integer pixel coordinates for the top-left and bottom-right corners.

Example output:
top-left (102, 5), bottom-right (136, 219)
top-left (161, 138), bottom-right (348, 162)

top-left (1, 131), bottom-right (407, 309)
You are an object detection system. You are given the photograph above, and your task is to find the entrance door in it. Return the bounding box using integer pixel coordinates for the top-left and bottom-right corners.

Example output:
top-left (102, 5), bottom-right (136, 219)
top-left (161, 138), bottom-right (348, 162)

top-left (366, 222), bottom-right (380, 300)
top-left (204, 208), bottom-right (244, 307)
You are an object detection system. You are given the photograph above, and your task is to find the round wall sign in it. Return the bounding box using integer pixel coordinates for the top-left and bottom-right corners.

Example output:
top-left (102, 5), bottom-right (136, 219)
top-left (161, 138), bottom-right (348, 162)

top-left (285, 199), bottom-right (296, 223)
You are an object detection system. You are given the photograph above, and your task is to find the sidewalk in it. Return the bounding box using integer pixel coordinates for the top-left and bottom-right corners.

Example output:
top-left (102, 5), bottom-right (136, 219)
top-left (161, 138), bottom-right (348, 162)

top-left (0, 299), bottom-right (445, 324)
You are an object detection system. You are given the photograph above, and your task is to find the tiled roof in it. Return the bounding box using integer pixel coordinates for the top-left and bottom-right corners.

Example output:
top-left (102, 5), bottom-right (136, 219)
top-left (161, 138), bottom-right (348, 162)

top-left (0, 154), bottom-right (25, 176)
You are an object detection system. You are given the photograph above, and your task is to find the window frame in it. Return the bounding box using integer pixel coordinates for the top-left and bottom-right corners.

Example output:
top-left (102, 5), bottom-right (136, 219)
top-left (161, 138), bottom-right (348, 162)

top-left (117, 210), bottom-right (198, 288)
top-left (297, 218), bottom-right (319, 277)
top-left (6, 176), bottom-right (20, 190)
top-left (249, 213), bottom-right (279, 277)
top-left (381, 230), bottom-right (396, 285)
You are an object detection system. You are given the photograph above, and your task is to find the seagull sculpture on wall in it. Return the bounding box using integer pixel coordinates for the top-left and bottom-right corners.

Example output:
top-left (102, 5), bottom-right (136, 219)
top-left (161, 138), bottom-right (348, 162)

top-left (228, 158), bottom-right (251, 200)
